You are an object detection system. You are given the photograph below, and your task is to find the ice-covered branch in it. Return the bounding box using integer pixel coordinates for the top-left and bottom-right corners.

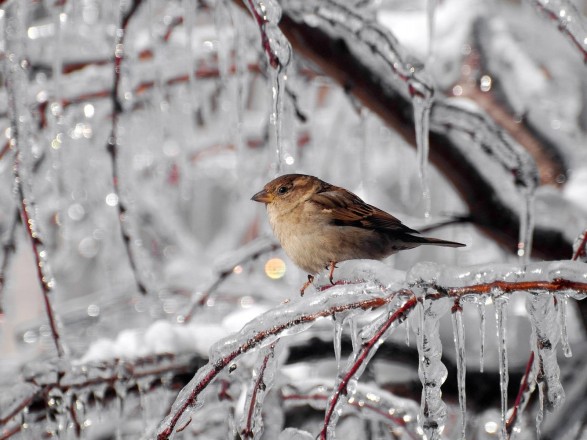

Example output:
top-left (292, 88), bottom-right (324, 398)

top-left (0, 353), bottom-right (201, 434)
top-left (526, 0), bottom-right (587, 62)
top-left (156, 286), bottom-right (398, 439)
top-left (320, 293), bottom-right (417, 439)
top-left (4, 1), bottom-right (65, 357)
top-left (157, 260), bottom-right (587, 439)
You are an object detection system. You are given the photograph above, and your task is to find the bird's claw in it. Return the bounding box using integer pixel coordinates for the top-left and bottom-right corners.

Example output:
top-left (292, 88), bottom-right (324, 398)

top-left (328, 261), bottom-right (338, 285)
top-left (300, 274), bottom-right (314, 296)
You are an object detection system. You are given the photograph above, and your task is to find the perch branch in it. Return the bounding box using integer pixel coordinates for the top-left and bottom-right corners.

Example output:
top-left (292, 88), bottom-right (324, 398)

top-left (156, 292), bottom-right (397, 439)
top-left (158, 266), bottom-right (587, 439)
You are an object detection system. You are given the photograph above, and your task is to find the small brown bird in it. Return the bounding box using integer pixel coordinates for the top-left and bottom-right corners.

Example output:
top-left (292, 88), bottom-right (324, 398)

top-left (252, 174), bottom-right (465, 294)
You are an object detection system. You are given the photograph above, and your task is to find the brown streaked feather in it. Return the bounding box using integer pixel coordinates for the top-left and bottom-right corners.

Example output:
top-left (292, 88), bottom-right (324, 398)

top-left (310, 187), bottom-right (419, 234)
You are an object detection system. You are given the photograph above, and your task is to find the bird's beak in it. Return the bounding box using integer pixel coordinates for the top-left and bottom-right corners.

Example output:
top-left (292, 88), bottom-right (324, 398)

top-left (251, 189), bottom-right (273, 204)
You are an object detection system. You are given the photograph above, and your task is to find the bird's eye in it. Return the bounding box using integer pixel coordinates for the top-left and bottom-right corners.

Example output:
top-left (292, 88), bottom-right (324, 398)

top-left (277, 186), bottom-right (289, 195)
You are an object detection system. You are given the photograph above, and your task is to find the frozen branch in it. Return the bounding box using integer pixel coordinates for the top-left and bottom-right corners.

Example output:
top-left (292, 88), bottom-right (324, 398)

top-left (0, 353), bottom-right (202, 433)
top-left (525, 0), bottom-right (587, 63)
top-left (157, 260), bottom-right (587, 439)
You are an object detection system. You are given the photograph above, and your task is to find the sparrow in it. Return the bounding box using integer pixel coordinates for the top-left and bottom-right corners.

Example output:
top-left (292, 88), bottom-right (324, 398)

top-left (252, 174), bottom-right (465, 294)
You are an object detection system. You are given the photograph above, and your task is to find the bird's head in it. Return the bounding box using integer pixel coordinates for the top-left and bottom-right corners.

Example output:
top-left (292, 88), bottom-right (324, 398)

top-left (251, 174), bottom-right (325, 210)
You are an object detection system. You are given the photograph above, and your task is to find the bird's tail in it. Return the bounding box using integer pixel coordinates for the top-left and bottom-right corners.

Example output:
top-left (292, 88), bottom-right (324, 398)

top-left (409, 235), bottom-right (466, 248)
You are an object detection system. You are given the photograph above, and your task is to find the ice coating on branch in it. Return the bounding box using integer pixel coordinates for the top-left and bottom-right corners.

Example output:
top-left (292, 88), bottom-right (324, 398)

top-left (494, 296), bottom-right (509, 440)
top-left (526, 0), bottom-right (587, 62)
top-left (431, 98), bottom-right (539, 192)
top-left (244, 0), bottom-right (292, 70)
top-left (414, 294), bottom-right (449, 440)
top-left (286, 0), bottom-right (434, 100)
top-left (451, 303), bottom-right (467, 440)
top-left (321, 294), bottom-right (414, 438)
top-left (157, 284), bottom-right (392, 438)
top-left (527, 294), bottom-right (565, 412)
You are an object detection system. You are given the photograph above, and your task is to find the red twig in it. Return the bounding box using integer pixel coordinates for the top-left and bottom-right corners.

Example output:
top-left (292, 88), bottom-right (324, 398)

top-left (506, 351), bottom-right (535, 436)
top-left (241, 342), bottom-right (277, 438)
top-left (107, 0), bottom-right (148, 295)
top-left (529, 0), bottom-right (587, 63)
top-left (0, 424), bottom-right (21, 440)
top-left (13, 152), bottom-right (65, 357)
top-left (446, 279), bottom-right (587, 297)
top-left (572, 228), bottom-right (587, 261)
top-left (319, 295), bottom-right (417, 439)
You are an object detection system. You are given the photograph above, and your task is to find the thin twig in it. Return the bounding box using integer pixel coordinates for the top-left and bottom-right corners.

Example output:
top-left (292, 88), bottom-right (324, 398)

top-left (319, 295), bottom-right (417, 439)
top-left (107, 0), bottom-right (148, 295)
top-left (506, 351), bottom-right (535, 436)
top-left (241, 341), bottom-right (277, 439)
top-left (13, 138), bottom-right (65, 358)
top-left (571, 228), bottom-right (587, 261)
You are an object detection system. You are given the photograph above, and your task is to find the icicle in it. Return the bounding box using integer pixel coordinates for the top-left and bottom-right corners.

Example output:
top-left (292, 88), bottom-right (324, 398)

top-left (412, 93), bottom-right (433, 219)
top-left (451, 302), bottom-right (466, 440)
top-left (477, 297), bottom-right (486, 373)
top-left (333, 315), bottom-right (343, 371)
top-left (527, 293), bottom-right (565, 416)
top-left (349, 315), bottom-right (360, 353)
top-left (270, 69), bottom-right (286, 175)
top-left (404, 317), bottom-right (410, 347)
top-left (535, 380), bottom-right (545, 439)
top-left (557, 295), bottom-right (572, 357)
top-left (517, 189), bottom-right (535, 262)
top-left (426, 0), bottom-right (437, 63)
top-left (494, 295), bottom-right (509, 440)
top-left (321, 294), bottom-right (415, 439)
top-left (242, 0), bottom-right (292, 175)
top-left (416, 295), bottom-right (449, 440)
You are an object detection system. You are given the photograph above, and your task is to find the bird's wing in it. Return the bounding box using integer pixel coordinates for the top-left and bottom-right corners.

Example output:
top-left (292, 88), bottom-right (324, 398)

top-left (309, 187), bottom-right (419, 234)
